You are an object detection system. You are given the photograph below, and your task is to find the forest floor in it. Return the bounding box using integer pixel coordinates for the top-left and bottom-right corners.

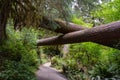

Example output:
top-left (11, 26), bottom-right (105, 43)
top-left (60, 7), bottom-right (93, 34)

top-left (36, 62), bottom-right (67, 80)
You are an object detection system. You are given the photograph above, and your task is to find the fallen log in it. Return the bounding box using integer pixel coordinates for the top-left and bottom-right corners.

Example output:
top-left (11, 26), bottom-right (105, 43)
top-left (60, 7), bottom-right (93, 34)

top-left (37, 21), bottom-right (120, 49)
top-left (40, 16), bottom-right (88, 34)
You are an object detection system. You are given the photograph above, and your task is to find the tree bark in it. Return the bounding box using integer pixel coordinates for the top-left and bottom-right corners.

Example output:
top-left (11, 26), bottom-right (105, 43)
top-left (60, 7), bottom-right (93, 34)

top-left (40, 16), bottom-right (88, 34)
top-left (40, 17), bottom-right (120, 48)
top-left (0, 0), bottom-right (11, 41)
top-left (37, 21), bottom-right (120, 49)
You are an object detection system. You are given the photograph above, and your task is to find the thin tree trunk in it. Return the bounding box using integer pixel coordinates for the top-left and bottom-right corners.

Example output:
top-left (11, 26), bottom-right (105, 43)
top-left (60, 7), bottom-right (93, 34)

top-left (37, 21), bottom-right (120, 49)
top-left (62, 44), bottom-right (69, 58)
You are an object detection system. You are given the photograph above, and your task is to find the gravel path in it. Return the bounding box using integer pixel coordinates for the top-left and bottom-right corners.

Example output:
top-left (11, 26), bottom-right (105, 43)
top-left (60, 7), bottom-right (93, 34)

top-left (36, 62), bottom-right (67, 80)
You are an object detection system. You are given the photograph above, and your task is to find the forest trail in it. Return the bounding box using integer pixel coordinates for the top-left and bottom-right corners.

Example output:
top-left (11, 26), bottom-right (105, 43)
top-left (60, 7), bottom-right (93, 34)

top-left (36, 62), bottom-right (67, 80)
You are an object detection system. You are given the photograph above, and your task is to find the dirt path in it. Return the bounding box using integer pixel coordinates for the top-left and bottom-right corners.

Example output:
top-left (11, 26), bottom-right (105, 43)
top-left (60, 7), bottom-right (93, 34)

top-left (36, 62), bottom-right (67, 80)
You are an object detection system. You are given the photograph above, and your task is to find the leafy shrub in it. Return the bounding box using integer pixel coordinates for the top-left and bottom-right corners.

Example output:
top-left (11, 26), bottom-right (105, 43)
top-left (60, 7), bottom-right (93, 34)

top-left (90, 63), bottom-right (120, 79)
top-left (69, 42), bottom-right (101, 67)
top-left (0, 26), bottom-right (39, 66)
top-left (0, 26), bottom-right (40, 80)
top-left (51, 42), bottom-right (120, 80)
top-left (50, 42), bottom-right (101, 80)
top-left (89, 48), bottom-right (120, 79)
top-left (60, 59), bottom-right (90, 80)
top-left (51, 56), bottom-right (63, 70)
top-left (0, 60), bottom-right (36, 80)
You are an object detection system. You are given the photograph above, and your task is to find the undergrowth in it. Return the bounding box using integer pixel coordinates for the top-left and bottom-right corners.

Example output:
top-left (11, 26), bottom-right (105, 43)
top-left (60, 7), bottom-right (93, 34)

top-left (51, 43), bottom-right (120, 80)
top-left (0, 26), bottom-right (40, 80)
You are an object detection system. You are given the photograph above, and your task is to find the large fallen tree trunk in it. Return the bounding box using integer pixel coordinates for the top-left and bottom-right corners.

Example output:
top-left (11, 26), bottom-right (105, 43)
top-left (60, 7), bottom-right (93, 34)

top-left (40, 17), bottom-right (120, 48)
top-left (37, 21), bottom-right (120, 49)
top-left (39, 17), bottom-right (120, 49)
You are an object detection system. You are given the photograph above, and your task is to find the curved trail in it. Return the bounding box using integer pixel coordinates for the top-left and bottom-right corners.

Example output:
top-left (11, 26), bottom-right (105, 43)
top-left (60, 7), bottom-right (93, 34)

top-left (36, 62), bottom-right (67, 80)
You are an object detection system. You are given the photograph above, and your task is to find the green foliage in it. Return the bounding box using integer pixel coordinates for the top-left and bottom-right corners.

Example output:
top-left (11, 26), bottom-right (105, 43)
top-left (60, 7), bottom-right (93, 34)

top-left (0, 0), bottom-right (73, 29)
top-left (90, 62), bottom-right (120, 79)
top-left (89, 1), bottom-right (120, 78)
top-left (51, 42), bottom-right (120, 80)
top-left (0, 60), bottom-right (36, 80)
top-left (50, 43), bottom-right (101, 80)
top-left (0, 26), bottom-right (39, 66)
top-left (0, 26), bottom-right (40, 80)
top-left (51, 56), bottom-right (63, 70)
top-left (62, 43), bottom-right (101, 79)
top-left (93, 0), bottom-right (120, 23)
top-left (43, 46), bottom-right (61, 56)
top-left (72, 15), bottom-right (93, 27)
top-left (69, 43), bottom-right (101, 66)
top-left (90, 48), bottom-right (120, 79)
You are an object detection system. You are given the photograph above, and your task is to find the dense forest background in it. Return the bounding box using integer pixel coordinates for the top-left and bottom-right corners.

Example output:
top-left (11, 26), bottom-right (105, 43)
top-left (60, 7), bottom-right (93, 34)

top-left (0, 0), bottom-right (120, 80)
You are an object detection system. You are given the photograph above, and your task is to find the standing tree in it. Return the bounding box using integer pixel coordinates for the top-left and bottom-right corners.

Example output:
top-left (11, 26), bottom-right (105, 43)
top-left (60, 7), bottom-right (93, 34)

top-left (0, 0), bottom-right (12, 40)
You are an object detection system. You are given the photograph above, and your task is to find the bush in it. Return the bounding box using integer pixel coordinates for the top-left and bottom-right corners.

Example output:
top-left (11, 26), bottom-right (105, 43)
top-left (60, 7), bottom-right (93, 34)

top-left (51, 56), bottom-right (63, 70)
top-left (0, 26), bottom-right (40, 80)
top-left (89, 48), bottom-right (120, 79)
top-left (0, 60), bottom-right (36, 80)
top-left (51, 42), bottom-right (120, 80)
top-left (69, 42), bottom-right (101, 67)
top-left (0, 26), bottom-right (39, 66)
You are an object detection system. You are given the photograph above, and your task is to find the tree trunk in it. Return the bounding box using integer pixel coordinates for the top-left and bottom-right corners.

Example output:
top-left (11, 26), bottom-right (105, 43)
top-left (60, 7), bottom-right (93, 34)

top-left (40, 17), bottom-right (120, 48)
top-left (62, 44), bottom-right (69, 58)
top-left (0, 0), bottom-right (11, 41)
top-left (0, 12), bottom-right (7, 40)
top-left (37, 21), bottom-right (120, 49)
top-left (40, 16), bottom-right (88, 34)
